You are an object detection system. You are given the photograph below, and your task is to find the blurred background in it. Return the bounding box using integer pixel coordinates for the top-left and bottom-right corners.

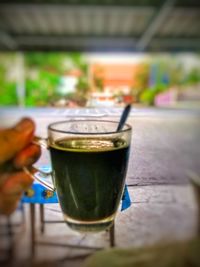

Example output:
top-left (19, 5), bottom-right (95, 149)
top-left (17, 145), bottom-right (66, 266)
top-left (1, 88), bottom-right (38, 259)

top-left (0, 0), bottom-right (200, 110)
top-left (0, 1), bottom-right (200, 265)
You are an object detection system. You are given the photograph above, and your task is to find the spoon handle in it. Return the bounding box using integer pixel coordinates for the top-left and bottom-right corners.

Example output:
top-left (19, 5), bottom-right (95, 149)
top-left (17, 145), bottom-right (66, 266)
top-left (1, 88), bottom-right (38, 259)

top-left (117, 104), bottom-right (131, 132)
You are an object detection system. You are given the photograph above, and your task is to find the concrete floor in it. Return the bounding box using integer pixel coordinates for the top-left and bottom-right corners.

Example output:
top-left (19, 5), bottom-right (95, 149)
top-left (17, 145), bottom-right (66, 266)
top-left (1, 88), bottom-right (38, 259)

top-left (1, 184), bottom-right (199, 267)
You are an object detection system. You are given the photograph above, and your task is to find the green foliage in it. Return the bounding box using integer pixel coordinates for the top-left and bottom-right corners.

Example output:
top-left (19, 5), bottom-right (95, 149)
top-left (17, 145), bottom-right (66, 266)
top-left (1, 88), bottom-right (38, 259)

top-left (134, 63), bottom-right (150, 90)
top-left (185, 68), bottom-right (200, 85)
top-left (24, 52), bottom-right (90, 106)
top-left (25, 52), bottom-right (65, 73)
top-left (0, 82), bottom-right (18, 105)
top-left (65, 52), bottom-right (88, 74)
top-left (148, 56), bottom-right (183, 86)
top-left (25, 52), bottom-right (64, 106)
top-left (77, 76), bottom-right (89, 95)
top-left (25, 70), bottom-right (60, 106)
top-left (1, 52), bottom-right (200, 107)
top-left (140, 90), bottom-right (155, 105)
top-left (140, 84), bottom-right (167, 105)
top-left (93, 76), bottom-right (104, 91)
top-left (0, 61), bottom-right (18, 106)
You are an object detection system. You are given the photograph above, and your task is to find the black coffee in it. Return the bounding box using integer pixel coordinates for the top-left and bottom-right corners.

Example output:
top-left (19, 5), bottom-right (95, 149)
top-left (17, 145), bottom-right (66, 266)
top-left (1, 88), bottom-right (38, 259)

top-left (49, 137), bottom-right (130, 231)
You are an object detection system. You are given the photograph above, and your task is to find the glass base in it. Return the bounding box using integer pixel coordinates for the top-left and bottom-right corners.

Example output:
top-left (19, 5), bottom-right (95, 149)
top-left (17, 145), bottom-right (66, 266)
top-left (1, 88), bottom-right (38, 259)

top-left (64, 215), bottom-right (114, 233)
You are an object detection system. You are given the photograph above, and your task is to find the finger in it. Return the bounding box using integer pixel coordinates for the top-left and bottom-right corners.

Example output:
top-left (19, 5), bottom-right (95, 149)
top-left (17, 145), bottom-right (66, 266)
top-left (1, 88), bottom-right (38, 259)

top-left (0, 171), bottom-right (34, 215)
top-left (1, 171), bottom-right (33, 195)
top-left (13, 144), bottom-right (41, 169)
top-left (0, 118), bottom-right (35, 164)
top-left (0, 192), bottom-right (22, 215)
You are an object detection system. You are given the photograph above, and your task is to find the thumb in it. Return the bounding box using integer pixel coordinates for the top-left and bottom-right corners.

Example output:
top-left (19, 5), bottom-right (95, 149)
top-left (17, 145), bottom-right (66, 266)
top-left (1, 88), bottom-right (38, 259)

top-left (0, 118), bottom-right (35, 165)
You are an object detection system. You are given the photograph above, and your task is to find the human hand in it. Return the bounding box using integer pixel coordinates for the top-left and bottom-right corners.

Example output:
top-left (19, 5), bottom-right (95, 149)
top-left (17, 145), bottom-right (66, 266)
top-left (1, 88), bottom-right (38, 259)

top-left (0, 118), bottom-right (41, 215)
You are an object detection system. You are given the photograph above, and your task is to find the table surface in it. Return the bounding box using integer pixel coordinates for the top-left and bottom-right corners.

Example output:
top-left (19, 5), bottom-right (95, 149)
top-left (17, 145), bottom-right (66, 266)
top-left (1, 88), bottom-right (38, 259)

top-left (1, 106), bottom-right (199, 186)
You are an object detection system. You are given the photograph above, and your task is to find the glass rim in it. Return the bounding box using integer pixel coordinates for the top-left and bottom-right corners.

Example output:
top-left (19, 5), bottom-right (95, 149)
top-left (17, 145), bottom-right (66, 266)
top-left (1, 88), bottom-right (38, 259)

top-left (48, 119), bottom-right (132, 135)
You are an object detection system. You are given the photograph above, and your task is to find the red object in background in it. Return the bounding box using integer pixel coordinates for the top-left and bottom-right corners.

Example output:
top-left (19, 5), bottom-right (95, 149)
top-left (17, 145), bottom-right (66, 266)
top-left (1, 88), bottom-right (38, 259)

top-left (122, 95), bottom-right (134, 104)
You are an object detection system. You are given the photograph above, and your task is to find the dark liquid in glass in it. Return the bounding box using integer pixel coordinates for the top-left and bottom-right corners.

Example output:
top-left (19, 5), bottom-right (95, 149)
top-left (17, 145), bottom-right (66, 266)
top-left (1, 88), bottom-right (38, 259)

top-left (49, 137), bottom-right (130, 232)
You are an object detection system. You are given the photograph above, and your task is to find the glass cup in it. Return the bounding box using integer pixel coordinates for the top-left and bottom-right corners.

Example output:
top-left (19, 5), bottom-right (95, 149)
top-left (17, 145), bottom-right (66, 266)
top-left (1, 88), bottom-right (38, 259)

top-left (27, 119), bottom-right (132, 232)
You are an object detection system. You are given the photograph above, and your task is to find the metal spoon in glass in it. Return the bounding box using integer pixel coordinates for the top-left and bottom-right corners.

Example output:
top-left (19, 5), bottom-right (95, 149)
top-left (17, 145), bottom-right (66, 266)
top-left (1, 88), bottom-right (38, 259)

top-left (117, 104), bottom-right (132, 210)
top-left (117, 104), bottom-right (131, 132)
top-left (24, 105), bottom-right (132, 192)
